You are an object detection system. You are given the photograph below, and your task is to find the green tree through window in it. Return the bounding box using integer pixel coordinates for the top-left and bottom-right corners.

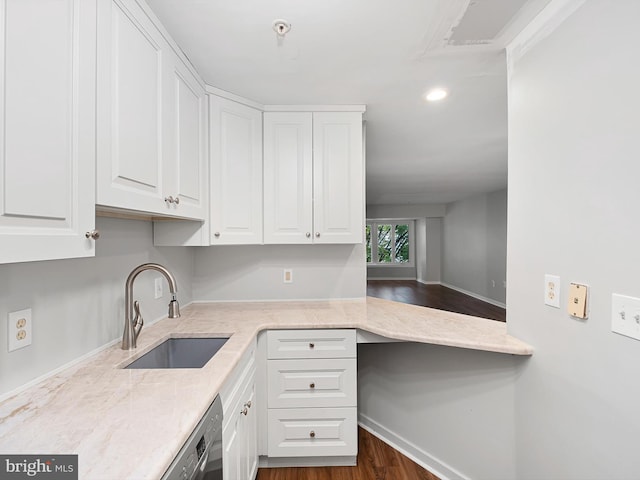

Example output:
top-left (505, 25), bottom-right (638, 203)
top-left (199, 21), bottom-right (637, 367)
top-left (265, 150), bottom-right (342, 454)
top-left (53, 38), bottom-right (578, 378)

top-left (366, 221), bottom-right (412, 264)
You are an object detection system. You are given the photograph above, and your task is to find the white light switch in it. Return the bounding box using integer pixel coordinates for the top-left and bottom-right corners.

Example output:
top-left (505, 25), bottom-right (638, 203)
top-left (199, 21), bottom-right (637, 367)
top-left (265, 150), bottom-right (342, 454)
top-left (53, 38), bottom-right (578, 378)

top-left (612, 294), bottom-right (640, 341)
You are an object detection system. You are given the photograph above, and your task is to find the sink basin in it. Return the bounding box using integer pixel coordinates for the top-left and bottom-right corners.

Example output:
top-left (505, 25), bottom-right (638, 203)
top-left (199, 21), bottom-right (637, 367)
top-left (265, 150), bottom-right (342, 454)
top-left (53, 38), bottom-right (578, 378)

top-left (124, 337), bottom-right (229, 369)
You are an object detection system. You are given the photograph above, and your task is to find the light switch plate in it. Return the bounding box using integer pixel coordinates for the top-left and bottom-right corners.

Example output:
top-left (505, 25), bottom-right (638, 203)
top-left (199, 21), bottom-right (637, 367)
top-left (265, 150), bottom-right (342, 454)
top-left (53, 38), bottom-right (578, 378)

top-left (612, 293), bottom-right (640, 341)
top-left (567, 283), bottom-right (588, 318)
top-left (544, 274), bottom-right (561, 308)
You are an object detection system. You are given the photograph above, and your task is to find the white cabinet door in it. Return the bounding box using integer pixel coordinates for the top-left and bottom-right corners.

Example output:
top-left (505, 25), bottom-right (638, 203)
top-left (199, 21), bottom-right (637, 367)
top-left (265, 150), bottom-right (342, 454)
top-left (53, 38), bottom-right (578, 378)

top-left (97, 0), bottom-right (165, 214)
top-left (264, 111), bottom-right (363, 245)
top-left (97, 0), bottom-right (205, 220)
top-left (263, 112), bottom-right (313, 244)
top-left (245, 384), bottom-right (258, 480)
top-left (209, 96), bottom-right (263, 244)
top-left (313, 112), bottom-right (364, 244)
top-left (267, 358), bottom-right (357, 409)
top-left (0, 0), bottom-right (97, 264)
top-left (163, 59), bottom-right (207, 219)
top-left (223, 367), bottom-right (258, 480)
top-left (267, 407), bottom-right (358, 458)
top-left (239, 380), bottom-right (258, 480)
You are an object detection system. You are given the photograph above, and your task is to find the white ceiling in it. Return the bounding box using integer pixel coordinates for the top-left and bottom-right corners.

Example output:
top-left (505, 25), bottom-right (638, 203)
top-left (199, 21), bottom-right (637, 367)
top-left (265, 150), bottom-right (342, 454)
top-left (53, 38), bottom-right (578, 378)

top-left (146, 0), bottom-right (551, 206)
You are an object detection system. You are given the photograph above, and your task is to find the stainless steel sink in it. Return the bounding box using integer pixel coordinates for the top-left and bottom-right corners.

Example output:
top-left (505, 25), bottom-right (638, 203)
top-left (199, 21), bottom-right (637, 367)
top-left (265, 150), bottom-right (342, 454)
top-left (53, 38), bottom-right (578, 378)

top-left (124, 337), bottom-right (229, 369)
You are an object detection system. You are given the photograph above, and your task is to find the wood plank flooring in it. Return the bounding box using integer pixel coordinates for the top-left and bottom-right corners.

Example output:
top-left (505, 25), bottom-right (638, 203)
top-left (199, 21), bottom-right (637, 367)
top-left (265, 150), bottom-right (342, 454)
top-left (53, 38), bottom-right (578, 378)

top-left (256, 427), bottom-right (440, 480)
top-left (367, 280), bottom-right (506, 322)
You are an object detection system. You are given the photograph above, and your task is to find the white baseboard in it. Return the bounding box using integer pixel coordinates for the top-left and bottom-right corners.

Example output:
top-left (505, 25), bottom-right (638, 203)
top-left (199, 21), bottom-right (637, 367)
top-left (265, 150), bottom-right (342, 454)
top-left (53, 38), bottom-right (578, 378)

top-left (416, 279), bottom-right (441, 285)
top-left (358, 413), bottom-right (470, 480)
top-left (440, 282), bottom-right (506, 309)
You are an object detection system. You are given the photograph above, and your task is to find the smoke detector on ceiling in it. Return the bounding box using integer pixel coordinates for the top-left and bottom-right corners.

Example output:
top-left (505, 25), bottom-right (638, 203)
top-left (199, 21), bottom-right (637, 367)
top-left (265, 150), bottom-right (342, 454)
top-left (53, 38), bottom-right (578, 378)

top-left (273, 19), bottom-right (291, 37)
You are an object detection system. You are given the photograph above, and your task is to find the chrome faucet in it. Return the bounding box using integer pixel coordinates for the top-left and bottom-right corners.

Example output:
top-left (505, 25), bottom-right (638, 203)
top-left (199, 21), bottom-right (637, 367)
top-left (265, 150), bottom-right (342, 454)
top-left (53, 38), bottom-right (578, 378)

top-left (122, 263), bottom-right (181, 350)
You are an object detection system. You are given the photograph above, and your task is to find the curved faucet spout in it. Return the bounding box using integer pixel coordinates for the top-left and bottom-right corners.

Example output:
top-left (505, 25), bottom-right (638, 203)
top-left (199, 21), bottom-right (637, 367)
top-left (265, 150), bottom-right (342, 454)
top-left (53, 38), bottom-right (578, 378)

top-left (122, 263), bottom-right (181, 350)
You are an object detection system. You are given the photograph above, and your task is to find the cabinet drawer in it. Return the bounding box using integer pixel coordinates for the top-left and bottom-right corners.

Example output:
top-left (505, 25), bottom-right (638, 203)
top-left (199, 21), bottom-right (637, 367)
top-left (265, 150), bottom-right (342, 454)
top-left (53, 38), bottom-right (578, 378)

top-left (267, 407), bottom-right (357, 458)
top-left (267, 329), bottom-right (356, 359)
top-left (267, 358), bottom-right (356, 409)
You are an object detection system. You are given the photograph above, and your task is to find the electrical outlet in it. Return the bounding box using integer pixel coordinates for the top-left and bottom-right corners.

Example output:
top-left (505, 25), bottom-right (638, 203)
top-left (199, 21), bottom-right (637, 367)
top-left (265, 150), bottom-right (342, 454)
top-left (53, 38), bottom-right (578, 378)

top-left (8, 308), bottom-right (32, 352)
top-left (612, 294), bottom-right (640, 341)
top-left (154, 277), bottom-right (163, 299)
top-left (544, 274), bottom-right (561, 308)
top-left (283, 269), bottom-right (293, 284)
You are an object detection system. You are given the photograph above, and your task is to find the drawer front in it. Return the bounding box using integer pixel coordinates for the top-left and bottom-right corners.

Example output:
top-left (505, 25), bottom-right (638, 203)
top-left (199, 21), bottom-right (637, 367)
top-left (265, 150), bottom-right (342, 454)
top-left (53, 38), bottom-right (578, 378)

top-left (267, 329), bottom-right (356, 359)
top-left (267, 407), bottom-right (357, 457)
top-left (267, 358), bottom-right (357, 409)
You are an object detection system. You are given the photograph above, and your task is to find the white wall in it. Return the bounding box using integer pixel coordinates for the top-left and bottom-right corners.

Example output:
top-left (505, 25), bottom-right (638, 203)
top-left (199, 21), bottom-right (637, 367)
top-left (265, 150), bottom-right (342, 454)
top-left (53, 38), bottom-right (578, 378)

top-left (0, 217), bottom-right (195, 397)
top-left (358, 342), bottom-right (523, 480)
top-left (416, 218), bottom-right (428, 282)
top-left (193, 244), bottom-right (366, 301)
top-left (507, 1), bottom-right (640, 478)
top-left (442, 189), bottom-right (507, 304)
top-left (425, 217), bottom-right (443, 283)
top-left (366, 203), bottom-right (446, 219)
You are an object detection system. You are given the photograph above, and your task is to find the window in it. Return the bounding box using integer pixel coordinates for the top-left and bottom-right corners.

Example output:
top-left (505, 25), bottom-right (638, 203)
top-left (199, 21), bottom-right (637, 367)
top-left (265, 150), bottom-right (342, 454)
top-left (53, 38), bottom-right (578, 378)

top-left (366, 221), bottom-right (413, 265)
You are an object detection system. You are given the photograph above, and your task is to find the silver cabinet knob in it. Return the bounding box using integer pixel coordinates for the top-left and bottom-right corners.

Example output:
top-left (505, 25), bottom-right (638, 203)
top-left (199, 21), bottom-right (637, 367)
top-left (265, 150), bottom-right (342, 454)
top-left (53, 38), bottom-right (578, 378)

top-left (240, 407), bottom-right (248, 416)
top-left (309, 342), bottom-right (315, 349)
top-left (173, 196), bottom-right (180, 205)
top-left (309, 431), bottom-right (316, 438)
top-left (306, 232), bottom-right (311, 238)
top-left (315, 232), bottom-right (320, 238)
top-left (85, 230), bottom-right (100, 240)
top-left (214, 232), bottom-right (221, 238)
top-left (164, 196), bottom-right (175, 204)
top-left (245, 400), bottom-right (252, 408)
top-left (309, 382), bottom-right (315, 389)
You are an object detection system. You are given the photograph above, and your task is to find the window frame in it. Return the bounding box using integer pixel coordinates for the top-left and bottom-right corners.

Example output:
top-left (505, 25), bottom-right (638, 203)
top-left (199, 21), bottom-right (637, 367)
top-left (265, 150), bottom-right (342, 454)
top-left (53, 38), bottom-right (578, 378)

top-left (366, 219), bottom-right (415, 267)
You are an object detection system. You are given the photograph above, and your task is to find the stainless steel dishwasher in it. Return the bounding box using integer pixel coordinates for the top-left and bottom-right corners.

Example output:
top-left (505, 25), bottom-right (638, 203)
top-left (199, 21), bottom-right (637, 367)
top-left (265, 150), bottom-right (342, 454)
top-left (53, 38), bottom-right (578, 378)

top-left (161, 396), bottom-right (223, 480)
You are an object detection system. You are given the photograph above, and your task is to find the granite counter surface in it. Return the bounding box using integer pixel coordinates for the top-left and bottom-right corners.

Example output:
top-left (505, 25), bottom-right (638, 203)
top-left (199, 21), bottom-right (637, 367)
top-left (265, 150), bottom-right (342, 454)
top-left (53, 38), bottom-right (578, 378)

top-left (0, 297), bottom-right (532, 479)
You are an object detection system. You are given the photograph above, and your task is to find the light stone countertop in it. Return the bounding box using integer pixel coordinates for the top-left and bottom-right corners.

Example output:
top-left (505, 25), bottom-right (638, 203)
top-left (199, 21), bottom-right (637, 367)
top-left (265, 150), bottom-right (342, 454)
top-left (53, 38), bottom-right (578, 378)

top-left (0, 297), bottom-right (532, 479)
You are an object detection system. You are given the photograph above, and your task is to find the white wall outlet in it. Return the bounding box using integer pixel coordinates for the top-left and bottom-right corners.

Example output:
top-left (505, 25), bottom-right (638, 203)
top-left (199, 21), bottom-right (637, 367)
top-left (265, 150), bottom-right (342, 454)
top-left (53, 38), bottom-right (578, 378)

top-left (283, 269), bottom-right (293, 284)
top-left (8, 308), bottom-right (32, 352)
top-left (612, 293), bottom-right (640, 341)
top-left (544, 274), bottom-right (561, 308)
top-left (154, 277), bottom-right (163, 299)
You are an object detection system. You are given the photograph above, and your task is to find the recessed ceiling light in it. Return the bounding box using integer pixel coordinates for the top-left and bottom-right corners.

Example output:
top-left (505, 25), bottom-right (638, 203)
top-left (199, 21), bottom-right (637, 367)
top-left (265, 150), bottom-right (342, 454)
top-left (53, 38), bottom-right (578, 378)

top-left (425, 88), bottom-right (448, 102)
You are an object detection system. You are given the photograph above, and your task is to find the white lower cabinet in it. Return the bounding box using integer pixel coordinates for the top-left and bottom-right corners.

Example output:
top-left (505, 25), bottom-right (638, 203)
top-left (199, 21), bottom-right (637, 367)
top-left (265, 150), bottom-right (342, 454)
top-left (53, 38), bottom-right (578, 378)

top-left (267, 407), bottom-right (357, 458)
top-left (261, 329), bottom-right (358, 465)
top-left (220, 339), bottom-right (258, 480)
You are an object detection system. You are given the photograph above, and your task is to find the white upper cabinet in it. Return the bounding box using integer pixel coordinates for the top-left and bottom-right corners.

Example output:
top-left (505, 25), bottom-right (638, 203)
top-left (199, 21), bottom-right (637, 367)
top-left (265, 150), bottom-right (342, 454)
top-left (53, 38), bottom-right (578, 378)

top-left (313, 112), bottom-right (364, 244)
top-left (0, 0), bottom-right (97, 264)
top-left (163, 57), bottom-right (207, 219)
top-left (263, 111), bottom-right (364, 244)
top-left (96, 0), bottom-right (205, 220)
top-left (263, 112), bottom-right (313, 244)
top-left (209, 96), bottom-right (263, 244)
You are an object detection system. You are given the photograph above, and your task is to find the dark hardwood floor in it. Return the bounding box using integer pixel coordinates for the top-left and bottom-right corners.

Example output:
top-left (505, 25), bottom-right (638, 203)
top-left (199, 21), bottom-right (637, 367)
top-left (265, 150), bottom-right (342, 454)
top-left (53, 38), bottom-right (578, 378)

top-left (367, 280), bottom-right (506, 322)
top-left (256, 427), bottom-right (440, 480)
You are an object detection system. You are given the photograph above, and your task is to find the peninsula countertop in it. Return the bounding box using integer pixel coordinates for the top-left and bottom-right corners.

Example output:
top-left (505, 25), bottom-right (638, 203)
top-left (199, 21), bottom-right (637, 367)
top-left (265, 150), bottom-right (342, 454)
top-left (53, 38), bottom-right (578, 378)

top-left (0, 297), bottom-right (532, 479)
